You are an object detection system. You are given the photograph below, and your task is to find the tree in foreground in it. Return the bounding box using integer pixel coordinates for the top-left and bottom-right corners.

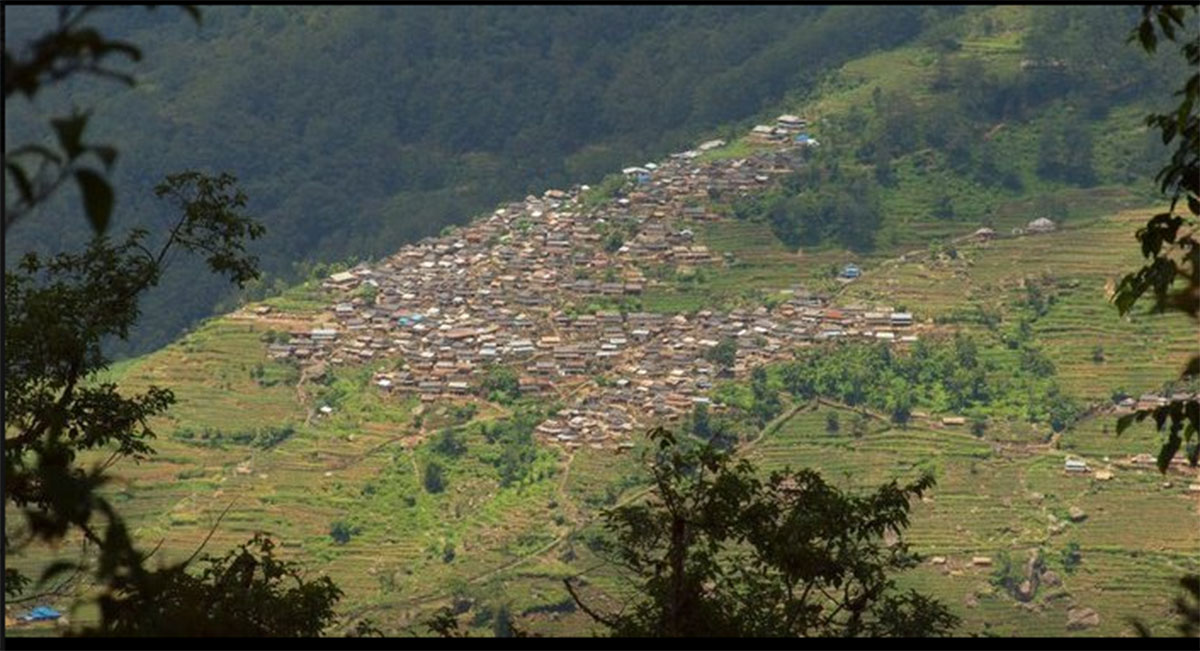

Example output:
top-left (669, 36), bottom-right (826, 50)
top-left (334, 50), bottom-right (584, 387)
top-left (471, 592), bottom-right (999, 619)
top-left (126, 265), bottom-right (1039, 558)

top-left (1117, 5), bottom-right (1199, 639)
top-left (564, 428), bottom-right (958, 637)
top-left (2, 172), bottom-right (348, 636)
top-left (4, 7), bottom-right (354, 636)
top-left (1113, 4), bottom-right (1199, 471)
top-left (78, 534), bottom-right (341, 637)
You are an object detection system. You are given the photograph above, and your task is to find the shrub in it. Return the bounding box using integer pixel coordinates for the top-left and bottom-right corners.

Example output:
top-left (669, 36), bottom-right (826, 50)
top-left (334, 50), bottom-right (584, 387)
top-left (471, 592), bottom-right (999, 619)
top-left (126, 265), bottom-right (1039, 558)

top-left (330, 520), bottom-right (360, 545)
top-left (1061, 541), bottom-right (1082, 574)
top-left (432, 428), bottom-right (468, 458)
top-left (825, 411), bottom-right (841, 434)
top-left (424, 461), bottom-right (447, 494)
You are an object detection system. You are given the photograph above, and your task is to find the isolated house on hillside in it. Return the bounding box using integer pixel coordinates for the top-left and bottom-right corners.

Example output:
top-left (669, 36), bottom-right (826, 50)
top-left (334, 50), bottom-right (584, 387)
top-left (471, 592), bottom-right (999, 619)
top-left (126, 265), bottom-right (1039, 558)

top-left (1064, 458), bottom-right (1089, 473)
top-left (972, 227), bottom-right (996, 242)
top-left (1027, 217), bottom-right (1057, 233)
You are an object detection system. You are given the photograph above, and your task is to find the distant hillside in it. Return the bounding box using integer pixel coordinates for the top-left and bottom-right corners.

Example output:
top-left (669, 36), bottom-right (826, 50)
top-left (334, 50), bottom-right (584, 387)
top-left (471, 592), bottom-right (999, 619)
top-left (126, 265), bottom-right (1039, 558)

top-left (4, 4), bottom-right (949, 357)
top-left (6, 5), bottom-right (1199, 640)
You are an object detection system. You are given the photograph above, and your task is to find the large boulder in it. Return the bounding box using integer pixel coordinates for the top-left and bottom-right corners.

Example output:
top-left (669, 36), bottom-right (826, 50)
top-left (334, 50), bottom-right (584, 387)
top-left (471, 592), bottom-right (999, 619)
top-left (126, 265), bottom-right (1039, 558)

top-left (1066, 606), bottom-right (1100, 630)
top-left (1041, 570), bottom-right (1062, 588)
top-left (1068, 506), bottom-right (1087, 522)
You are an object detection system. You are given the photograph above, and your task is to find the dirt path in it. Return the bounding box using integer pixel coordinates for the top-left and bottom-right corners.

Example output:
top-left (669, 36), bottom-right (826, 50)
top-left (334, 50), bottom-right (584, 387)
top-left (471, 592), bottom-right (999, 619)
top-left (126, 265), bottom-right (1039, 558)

top-left (296, 367), bottom-right (316, 426)
top-left (343, 398), bottom-right (816, 625)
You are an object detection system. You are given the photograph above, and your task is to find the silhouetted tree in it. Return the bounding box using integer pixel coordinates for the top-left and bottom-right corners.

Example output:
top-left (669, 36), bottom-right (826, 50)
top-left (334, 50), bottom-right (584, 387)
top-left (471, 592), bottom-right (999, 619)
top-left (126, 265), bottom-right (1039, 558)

top-left (565, 428), bottom-right (958, 637)
top-left (1113, 4), bottom-right (1198, 472)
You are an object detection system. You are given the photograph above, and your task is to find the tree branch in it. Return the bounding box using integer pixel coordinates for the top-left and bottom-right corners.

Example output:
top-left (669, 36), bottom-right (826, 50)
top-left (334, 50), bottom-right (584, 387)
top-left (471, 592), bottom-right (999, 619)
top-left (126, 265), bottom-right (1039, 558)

top-left (563, 577), bottom-right (620, 629)
top-left (181, 497), bottom-right (239, 568)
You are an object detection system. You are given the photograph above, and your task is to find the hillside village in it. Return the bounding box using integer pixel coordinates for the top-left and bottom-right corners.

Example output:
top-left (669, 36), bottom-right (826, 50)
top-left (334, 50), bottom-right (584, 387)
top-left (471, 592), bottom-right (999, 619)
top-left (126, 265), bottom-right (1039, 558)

top-left (255, 116), bottom-right (944, 450)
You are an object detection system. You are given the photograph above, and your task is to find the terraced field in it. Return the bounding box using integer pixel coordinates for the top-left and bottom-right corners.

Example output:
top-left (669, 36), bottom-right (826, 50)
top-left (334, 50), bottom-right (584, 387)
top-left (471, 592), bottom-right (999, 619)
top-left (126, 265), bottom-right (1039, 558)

top-left (842, 206), bottom-right (1197, 402)
top-left (8, 5), bottom-right (1198, 638)
top-left (743, 402), bottom-right (1200, 638)
top-left (10, 204), bottom-right (1197, 638)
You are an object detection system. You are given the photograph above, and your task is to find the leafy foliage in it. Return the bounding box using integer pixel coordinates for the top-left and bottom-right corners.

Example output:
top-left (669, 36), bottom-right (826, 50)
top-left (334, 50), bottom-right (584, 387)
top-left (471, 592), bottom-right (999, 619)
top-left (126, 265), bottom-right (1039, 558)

top-left (3, 27), bottom-right (335, 624)
top-left (480, 365), bottom-right (521, 405)
top-left (4, 169), bottom-right (265, 600)
top-left (566, 428), bottom-right (958, 637)
top-left (1113, 5), bottom-right (1199, 472)
top-left (424, 461), bottom-right (447, 494)
top-left (329, 521), bottom-right (361, 545)
top-left (777, 336), bottom-right (1078, 430)
top-left (480, 408), bottom-right (548, 488)
top-left (78, 534), bottom-right (342, 636)
top-left (432, 427), bottom-right (468, 458)
top-left (4, 6), bottom-right (198, 234)
top-left (171, 424), bottom-right (296, 449)
top-left (749, 366), bottom-right (782, 427)
top-left (1061, 541), bottom-right (1082, 575)
top-left (704, 337), bottom-right (737, 373)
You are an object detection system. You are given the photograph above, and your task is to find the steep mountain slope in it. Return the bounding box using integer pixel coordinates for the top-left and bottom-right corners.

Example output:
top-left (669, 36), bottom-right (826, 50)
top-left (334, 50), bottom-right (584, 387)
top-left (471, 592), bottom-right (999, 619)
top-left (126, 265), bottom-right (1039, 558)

top-left (4, 4), bottom-right (944, 357)
top-left (6, 5), bottom-right (1198, 639)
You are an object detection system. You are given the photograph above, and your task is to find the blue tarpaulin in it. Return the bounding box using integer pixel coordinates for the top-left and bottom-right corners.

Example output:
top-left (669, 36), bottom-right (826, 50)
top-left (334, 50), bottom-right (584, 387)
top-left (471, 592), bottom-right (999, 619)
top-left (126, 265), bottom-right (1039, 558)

top-left (24, 606), bottom-right (61, 621)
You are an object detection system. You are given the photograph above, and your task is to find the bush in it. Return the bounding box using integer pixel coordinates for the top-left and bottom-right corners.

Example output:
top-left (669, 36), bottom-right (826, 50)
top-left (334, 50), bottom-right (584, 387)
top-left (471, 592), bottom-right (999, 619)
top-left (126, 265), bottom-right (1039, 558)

top-left (330, 520), bottom-right (360, 545)
top-left (432, 428), bottom-right (468, 458)
top-left (704, 338), bottom-right (738, 372)
top-left (424, 461), bottom-right (447, 494)
top-left (825, 411), bottom-right (840, 435)
top-left (970, 417), bottom-right (987, 438)
top-left (851, 413), bottom-right (870, 439)
top-left (1061, 541), bottom-right (1082, 574)
top-left (481, 366), bottom-right (521, 405)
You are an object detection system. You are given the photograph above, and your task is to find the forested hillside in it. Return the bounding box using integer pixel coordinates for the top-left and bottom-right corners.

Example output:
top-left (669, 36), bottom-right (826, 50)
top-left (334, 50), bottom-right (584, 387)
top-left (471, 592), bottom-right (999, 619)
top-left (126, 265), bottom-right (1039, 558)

top-left (4, 5), bottom-right (948, 356)
top-left (4, 6), bottom-right (1189, 357)
top-left (6, 5), bottom-right (1198, 639)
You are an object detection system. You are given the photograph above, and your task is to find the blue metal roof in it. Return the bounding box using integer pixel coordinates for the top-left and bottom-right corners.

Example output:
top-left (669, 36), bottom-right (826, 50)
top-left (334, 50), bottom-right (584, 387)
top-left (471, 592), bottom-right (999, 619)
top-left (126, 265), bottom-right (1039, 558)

top-left (25, 606), bottom-right (61, 620)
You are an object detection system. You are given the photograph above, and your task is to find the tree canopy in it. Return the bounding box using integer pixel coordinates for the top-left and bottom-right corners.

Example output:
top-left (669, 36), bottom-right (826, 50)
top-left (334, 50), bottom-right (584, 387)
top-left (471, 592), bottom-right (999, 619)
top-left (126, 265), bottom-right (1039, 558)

top-left (3, 7), bottom-right (347, 637)
top-left (1112, 5), bottom-right (1199, 472)
top-left (566, 428), bottom-right (958, 637)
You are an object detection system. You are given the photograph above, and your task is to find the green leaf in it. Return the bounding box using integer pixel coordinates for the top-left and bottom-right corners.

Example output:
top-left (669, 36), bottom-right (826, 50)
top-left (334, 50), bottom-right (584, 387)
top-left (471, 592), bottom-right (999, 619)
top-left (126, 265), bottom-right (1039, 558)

top-left (6, 162), bottom-right (34, 203)
top-left (1139, 20), bottom-right (1156, 52)
top-left (1183, 355), bottom-right (1200, 380)
top-left (51, 113), bottom-right (89, 159)
top-left (1115, 412), bottom-right (1137, 436)
top-left (1157, 433), bottom-right (1182, 473)
top-left (75, 169), bottom-right (114, 234)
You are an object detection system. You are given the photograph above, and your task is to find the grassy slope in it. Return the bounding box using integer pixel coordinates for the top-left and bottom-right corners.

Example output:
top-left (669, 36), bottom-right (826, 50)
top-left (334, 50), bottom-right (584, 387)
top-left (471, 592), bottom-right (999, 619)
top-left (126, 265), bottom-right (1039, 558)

top-left (7, 6), bottom-right (1197, 638)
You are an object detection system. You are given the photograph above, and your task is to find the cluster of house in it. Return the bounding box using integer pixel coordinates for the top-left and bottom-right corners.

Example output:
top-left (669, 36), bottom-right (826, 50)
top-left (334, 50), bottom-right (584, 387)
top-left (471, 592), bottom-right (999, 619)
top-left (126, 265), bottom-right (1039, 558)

top-left (1111, 391), bottom-right (1198, 414)
top-left (262, 130), bottom-right (935, 450)
top-left (749, 114), bottom-right (820, 147)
